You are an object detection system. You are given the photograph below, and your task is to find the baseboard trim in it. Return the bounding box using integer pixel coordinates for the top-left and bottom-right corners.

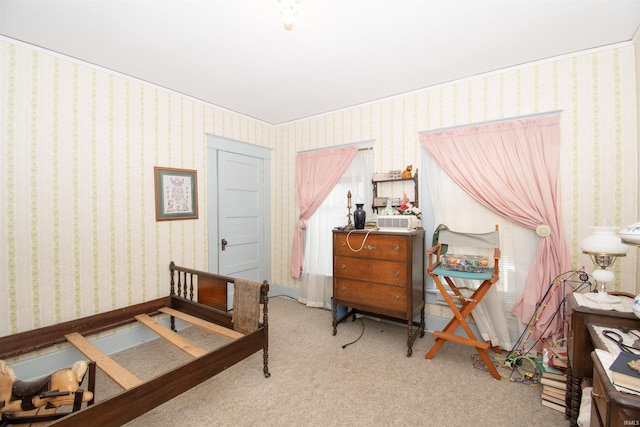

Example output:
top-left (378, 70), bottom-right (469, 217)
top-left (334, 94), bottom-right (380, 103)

top-left (10, 316), bottom-right (189, 381)
top-left (268, 283), bottom-right (299, 300)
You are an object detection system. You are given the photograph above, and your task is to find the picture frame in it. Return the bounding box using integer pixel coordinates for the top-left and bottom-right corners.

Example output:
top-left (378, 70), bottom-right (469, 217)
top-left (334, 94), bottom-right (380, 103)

top-left (154, 166), bottom-right (198, 221)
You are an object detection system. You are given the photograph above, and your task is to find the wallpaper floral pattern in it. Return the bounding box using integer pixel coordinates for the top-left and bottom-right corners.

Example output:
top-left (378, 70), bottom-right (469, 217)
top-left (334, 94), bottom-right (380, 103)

top-left (1, 36), bottom-right (638, 338)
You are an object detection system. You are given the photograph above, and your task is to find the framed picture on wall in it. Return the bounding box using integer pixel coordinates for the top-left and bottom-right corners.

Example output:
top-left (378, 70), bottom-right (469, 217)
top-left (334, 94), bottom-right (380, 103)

top-left (154, 166), bottom-right (198, 221)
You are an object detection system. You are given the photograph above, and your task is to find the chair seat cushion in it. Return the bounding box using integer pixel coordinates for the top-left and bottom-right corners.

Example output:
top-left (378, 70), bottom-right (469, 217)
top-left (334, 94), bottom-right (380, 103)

top-left (433, 266), bottom-right (494, 281)
top-left (440, 253), bottom-right (489, 273)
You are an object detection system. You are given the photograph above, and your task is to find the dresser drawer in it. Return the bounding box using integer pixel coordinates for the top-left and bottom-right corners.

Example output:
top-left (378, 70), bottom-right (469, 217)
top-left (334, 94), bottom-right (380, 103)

top-left (334, 278), bottom-right (407, 312)
top-left (334, 255), bottom-right (407, 285)
top-left (334, 233), bottom-right (408, 260)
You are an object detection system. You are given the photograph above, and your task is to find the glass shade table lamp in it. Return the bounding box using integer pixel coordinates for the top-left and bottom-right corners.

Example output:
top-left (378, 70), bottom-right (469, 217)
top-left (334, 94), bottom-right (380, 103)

top-left (581, 226), bottom-right (629, 303)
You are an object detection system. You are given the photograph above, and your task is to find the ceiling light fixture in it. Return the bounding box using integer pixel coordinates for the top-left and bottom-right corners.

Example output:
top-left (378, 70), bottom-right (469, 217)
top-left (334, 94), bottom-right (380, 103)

top-left (277, 0), bottom-right (300, 31)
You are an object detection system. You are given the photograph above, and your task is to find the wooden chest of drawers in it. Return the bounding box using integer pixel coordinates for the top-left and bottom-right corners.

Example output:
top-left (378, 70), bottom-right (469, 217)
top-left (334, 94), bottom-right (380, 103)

top-left (332, 229), bottom-right (425, 356)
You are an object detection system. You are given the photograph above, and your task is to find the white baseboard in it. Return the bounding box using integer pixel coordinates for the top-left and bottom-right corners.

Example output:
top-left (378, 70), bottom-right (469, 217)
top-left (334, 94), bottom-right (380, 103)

top-left (11, 316), bottom-right (189, 381)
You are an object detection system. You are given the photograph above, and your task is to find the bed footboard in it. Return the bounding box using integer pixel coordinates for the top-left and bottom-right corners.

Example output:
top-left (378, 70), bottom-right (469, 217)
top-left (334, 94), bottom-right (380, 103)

top-left (169, 262), bottom-right (270, 379)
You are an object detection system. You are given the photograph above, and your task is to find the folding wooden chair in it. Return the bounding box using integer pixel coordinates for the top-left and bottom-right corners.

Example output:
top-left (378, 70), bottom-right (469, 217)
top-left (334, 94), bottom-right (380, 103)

top-left (425, 224), bottom-right (501, 380)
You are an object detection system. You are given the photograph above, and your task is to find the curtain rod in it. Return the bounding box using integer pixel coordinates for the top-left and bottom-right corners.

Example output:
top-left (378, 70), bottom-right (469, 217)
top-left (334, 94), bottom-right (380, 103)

top-left (419, 110), bottom-right (563, 135)
top-left (298, 140), bottom-right (374, 153)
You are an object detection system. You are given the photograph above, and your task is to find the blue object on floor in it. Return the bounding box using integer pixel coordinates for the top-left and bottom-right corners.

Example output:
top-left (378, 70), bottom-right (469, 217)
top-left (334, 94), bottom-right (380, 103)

top-left (331, 297), bottom-right (348, 318)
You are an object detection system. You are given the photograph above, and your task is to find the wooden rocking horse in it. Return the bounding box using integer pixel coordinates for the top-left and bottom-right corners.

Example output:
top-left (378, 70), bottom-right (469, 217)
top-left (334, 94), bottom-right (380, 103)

top-left (0, 359), bottom-right (94, 425)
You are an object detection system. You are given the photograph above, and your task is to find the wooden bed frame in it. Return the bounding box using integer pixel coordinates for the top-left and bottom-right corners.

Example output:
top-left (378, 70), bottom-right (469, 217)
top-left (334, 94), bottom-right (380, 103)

top-left (0, 262), bottom-right (270, 426)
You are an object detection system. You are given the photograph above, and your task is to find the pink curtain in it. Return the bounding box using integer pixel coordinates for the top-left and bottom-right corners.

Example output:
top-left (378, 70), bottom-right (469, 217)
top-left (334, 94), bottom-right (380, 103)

top-left (290, 146), bottom-right (358, 278)
top-left (420, 115), bottom-right (570, 341)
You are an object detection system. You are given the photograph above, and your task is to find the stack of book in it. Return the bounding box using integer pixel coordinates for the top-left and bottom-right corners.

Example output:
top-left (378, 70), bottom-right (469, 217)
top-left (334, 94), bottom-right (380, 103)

top-left (538, 354), bottom-right (568, 412)
top-left (550, 345), bottom-right (568, 370)
top-left (610, 351), bottom-right (640, 393)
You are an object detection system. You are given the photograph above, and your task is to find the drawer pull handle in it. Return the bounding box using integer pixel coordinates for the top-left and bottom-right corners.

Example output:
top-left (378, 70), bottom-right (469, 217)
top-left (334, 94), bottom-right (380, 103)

top-left (364, 245), bottom-right (376, 251)
top-left (394, 271), bottom-right (400, 277)
top-left (341, 286), bottom-right (346, 292)
top-left (394, 295), bottom-right (400, 301)
top-left (341, 264), bottom-right (346, 269)
top-left (394, 245), bottom-right (400, 251)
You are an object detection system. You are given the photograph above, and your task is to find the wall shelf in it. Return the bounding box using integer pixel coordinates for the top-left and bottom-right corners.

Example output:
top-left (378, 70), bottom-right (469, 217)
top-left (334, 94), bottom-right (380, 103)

top-left (372, 169), bottom-right (418, 213)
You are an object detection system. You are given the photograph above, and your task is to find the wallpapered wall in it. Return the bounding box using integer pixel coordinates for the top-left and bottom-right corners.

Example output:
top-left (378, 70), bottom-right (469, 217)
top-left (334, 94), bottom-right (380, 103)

top-left (0, 39), bottom-right (275, 337)
top-left (1, 37), bottom-right (638, 338)
top-left (273, 42), bottom-right (639, 322)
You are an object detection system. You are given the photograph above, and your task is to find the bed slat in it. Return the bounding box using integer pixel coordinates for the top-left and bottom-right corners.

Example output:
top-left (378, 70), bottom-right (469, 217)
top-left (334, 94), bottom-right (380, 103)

top-left (65, 332), bottom-right (143, 390)
top-left (158, 307), bottom-right (244, 340)
top-left (134, 314), bottom-right (207, 358)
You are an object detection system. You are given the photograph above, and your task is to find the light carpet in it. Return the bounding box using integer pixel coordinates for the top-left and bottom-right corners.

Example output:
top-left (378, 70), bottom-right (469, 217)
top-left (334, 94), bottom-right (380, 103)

top-left (88, 296), bottom-right (567, 427)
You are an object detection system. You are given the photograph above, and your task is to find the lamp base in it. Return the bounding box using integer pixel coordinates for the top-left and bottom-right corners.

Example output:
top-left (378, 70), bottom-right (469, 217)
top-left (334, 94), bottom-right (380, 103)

top-left (591, 268), bottom-right (615, 283)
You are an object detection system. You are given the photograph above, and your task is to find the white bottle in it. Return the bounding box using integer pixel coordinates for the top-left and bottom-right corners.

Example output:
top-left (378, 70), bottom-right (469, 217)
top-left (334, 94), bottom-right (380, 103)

top-left (381, 198), bottom-right (394, 216)
top-left (542, 348), bottom-right (549, 369)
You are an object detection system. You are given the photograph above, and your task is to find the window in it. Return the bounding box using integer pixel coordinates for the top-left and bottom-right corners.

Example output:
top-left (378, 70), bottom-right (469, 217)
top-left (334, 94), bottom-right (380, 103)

top-left (299, 148), bottom-right (374, 308)
top-left (421, 150), bottom-right (537, 349)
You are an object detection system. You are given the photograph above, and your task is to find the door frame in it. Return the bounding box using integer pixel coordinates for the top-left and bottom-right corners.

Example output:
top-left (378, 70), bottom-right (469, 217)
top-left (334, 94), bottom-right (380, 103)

top-left (206, 134), bottom-right (272, 281)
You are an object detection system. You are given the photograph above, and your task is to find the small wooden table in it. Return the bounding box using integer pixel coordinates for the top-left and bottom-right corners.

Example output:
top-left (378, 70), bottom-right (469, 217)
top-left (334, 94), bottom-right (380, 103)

top-left (587, 324), bottom-right (640, 426)
top-left (567, 293), bottom-right (639, 426)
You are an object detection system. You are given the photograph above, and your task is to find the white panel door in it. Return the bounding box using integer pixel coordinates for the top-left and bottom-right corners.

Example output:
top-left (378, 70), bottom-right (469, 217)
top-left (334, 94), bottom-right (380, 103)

top-left (218, 151), bottom-right (264, 281)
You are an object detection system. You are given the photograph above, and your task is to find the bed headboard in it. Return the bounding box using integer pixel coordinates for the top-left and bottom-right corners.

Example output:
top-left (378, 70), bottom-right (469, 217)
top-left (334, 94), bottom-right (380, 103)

top-left (169, 261), bottom-right (233, 311)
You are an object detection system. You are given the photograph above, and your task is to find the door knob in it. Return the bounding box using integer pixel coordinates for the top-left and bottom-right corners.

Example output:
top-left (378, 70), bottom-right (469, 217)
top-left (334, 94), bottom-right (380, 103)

top-left (221, 238), bottom-right (228, 251)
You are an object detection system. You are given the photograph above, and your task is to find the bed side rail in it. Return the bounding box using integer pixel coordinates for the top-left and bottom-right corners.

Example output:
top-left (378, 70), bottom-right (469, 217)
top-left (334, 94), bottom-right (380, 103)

top-left (0, 298), bottom-right (169, 360)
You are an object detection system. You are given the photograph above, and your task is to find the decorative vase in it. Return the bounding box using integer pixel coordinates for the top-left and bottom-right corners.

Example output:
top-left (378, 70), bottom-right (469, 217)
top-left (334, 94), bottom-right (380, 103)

top-left (620, 222), bottom-right (640, 245)
top-left (354, 204), bottom-right (366, 229)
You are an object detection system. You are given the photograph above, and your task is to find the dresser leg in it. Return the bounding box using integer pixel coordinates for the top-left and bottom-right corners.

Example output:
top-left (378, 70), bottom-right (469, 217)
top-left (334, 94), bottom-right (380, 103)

top-left (332, 301), bottom-right (337, 336)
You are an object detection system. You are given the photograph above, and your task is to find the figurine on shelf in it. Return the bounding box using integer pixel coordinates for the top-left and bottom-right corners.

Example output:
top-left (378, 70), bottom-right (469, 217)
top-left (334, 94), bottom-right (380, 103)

top-left (401, 165), bottom-right (413, 179)
top-left (0, 359), bottom-right (93, 414)
top-left (398, 193), bottom-right (422, 219)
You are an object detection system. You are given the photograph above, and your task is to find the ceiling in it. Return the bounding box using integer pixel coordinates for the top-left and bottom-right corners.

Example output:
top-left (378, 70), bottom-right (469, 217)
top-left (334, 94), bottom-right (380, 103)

top-left (1, 1), bottom-right (640, 125)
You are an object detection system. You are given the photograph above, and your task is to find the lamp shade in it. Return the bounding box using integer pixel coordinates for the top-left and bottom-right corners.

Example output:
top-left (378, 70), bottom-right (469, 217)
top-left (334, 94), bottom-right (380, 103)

top-left (581, 226), bottom-right (630, 256)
